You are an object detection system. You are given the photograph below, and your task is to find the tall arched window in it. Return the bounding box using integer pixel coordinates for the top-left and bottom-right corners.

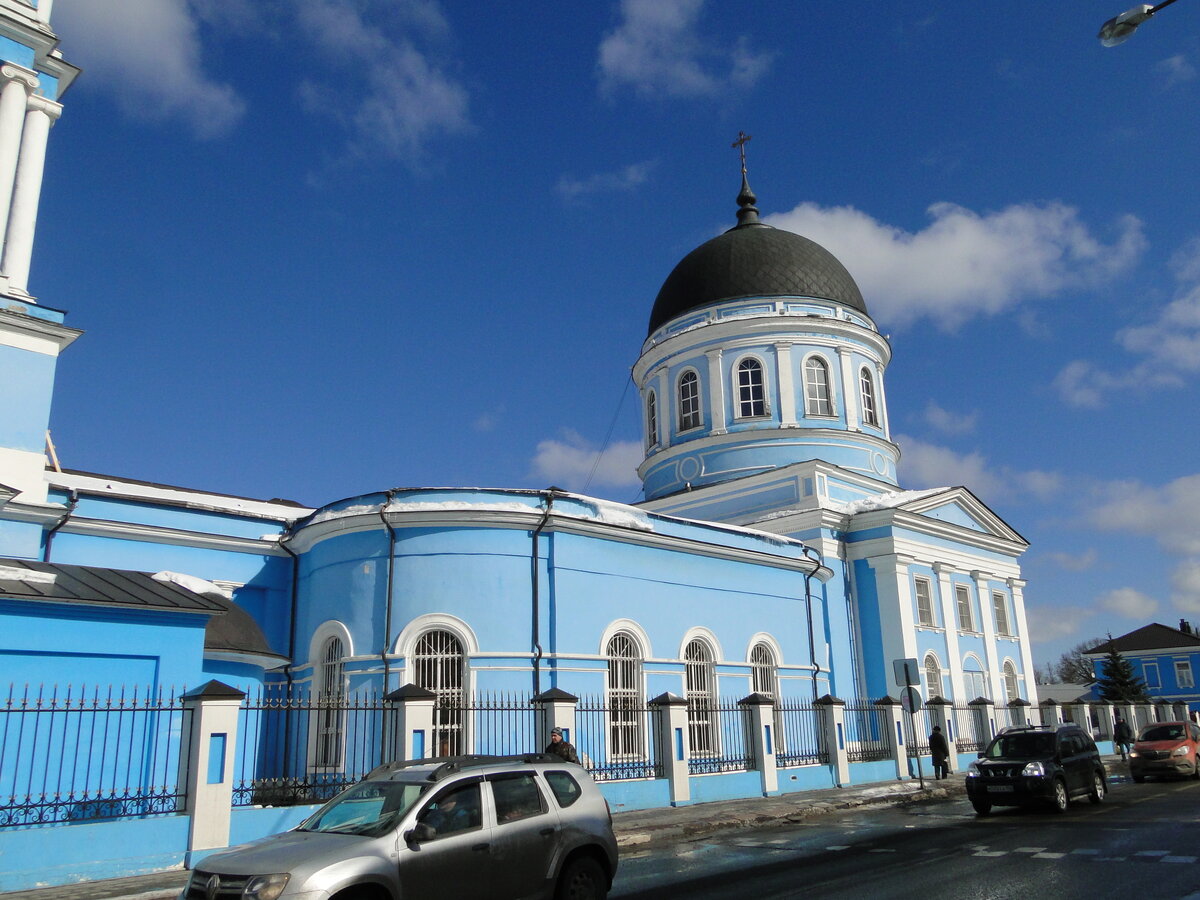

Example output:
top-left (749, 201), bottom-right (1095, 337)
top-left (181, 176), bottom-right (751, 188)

top-left (413, 630), bottom-right (466, 755)
top-left (804, 357), bottom-right (834, 417)
top-left (735, 358), bottom-right (766, 418)
top-left (606, 633), bottom-right (644, 758)
top-left (964, 660), bottom-right (988, 700)
top-left (859, 367), bottom-right (879, 427)
top-left (684, 639), bottom-right (717, 754)
top-left (750, 642), bottom-right (778, 699)
top-left (645, 391), bottom-right (659, 450)
top-left (1003, 661), bottom-right (1020, 702)
top-left (923, 654), bottom-right (942, 702)
top-left (315, 636), bottom-right (345, 767)
top-left (678, 370), bottom-right (701, 431)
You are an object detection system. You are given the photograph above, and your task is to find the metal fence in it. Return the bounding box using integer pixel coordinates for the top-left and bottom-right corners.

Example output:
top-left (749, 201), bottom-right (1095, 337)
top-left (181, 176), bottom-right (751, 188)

top-left (901, 706), bottom-right (932, 756)
top-left (0, 684), bottom-right (191, 827)
top-left (843, 702), bottom-right (891, 762)
top-left (775, 697), bottom-right (826, 767)
top-left (687, 699), bottom-right (753, 775)
top-left (951, 705), bottom-right (987, 753)
top-left (576, 696), bottom-right (662, 782)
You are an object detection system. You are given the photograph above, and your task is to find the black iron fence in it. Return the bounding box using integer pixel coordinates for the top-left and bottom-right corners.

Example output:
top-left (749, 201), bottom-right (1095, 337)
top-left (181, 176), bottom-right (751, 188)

top-left (843, 702), bottom-right (891, 762)
top-left (687, 699), bottom-right (753, 775)
top-left (951, 705), bottom-right (987, 753)
top-left (0, 684), bottom-right (190, 827)
top-left (775, 697), bottom-right (827, 767)
top-left (576, 696), bottom-right (662, 781)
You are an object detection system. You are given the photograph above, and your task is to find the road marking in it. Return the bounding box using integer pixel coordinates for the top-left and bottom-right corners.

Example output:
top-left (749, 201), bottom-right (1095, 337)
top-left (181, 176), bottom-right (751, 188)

top-left (973, 851), bottom-right (1006, 857)
top-left (1013, 847), bottom-right (1045, 853)
top-left (1163, 856), bottom-right (1197, 864)
top-left (868, 848), bottom-right (896, 853)
top-left (1032, 852), bottom-right (1065, 859)
top-left (1135, 850), bottom-right (1170, 857)
top-left (1071, 848), bottom-right (1100, 855)
top-left (825, 845), bottom-right (851, 851)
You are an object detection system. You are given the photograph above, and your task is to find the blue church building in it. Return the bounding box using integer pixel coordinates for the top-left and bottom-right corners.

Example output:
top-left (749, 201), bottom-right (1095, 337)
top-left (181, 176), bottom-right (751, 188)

top-left (0, 1), bottom-right (1038, 887)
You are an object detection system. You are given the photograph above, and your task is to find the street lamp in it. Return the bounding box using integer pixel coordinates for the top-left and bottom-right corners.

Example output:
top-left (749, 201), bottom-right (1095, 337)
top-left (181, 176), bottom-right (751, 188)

top-left (1098, 0), bottom-right (1181, 46)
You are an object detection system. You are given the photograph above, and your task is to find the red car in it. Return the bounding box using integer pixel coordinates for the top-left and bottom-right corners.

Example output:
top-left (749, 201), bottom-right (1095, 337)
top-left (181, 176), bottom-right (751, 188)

top-left (1129, 721), bottom-right (1200, 782)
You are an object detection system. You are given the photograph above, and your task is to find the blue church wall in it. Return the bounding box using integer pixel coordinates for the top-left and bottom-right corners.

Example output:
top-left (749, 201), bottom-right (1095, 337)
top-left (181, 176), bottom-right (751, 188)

top-left (0, 518), bottom-right (41, 560)
top-left (776, 763), bottom-right (837, 792)
top-left (598, 778), bottom-right (671, 813)
top-left (688, 770), bottom-right (764, 804)
top-left (847, 760), bottom-right (896, 786)
top-left (923, 502), bottom-right (984, 531)
top-left (229, 805), bottom-right (317, 848)
top-left (0, 343), bottom-right (57, 454)
top-left (0, 34), bottom-right (35, 68)
top-left (850, 559), bottom-right (888, 699)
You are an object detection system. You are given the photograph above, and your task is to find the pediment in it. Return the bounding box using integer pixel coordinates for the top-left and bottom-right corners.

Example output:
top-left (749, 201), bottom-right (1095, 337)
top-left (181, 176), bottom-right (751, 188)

top-left (848, 487), bottom-right (1026, 546)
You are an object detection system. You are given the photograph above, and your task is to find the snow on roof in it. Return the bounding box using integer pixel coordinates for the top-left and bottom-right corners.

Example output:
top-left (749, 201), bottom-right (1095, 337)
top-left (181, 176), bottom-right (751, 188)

top-left (836, 488), bottom-right (949, 516)
top-left (0, 564), bottom-right (55, 584)
top-left (152, 571), bottom-right (233, 600)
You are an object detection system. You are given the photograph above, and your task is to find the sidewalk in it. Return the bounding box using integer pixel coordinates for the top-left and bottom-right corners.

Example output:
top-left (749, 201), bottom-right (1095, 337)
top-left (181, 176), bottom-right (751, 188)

top-left (4, 759), bottom-right (1128, 900)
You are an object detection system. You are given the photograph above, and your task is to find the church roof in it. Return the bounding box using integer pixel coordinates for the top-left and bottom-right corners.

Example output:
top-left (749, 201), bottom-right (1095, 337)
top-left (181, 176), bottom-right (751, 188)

top-left (0, 557), bottom-right (228, 613)
top-left (1084, 623), bottom-right (1200, 655)
top-left (647, 174), bottom-right (866, 335)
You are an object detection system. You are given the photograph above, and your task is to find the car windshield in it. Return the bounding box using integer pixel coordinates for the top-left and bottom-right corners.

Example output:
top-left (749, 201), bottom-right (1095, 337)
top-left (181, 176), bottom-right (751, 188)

top-left (986, 732), bottom-right (1056, 760)
top-left (1139, 724), bottom-right (1186, 742)
top-left (297, 780), bottom-right (428, 837)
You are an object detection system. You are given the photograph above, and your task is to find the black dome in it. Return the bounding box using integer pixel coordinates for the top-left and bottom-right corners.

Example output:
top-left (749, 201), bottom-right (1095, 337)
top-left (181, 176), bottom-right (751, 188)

top-left (648, 202), bottom-right (867, 336)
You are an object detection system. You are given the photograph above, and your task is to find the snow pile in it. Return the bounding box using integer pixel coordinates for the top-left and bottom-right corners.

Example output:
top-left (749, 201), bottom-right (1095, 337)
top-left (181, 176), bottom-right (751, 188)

top-left (152, 571), bottom-right (232, 600)
top-left (577, 499), bottom-right (654, 533)
top-left (387, 500), bottom-right (536, 516)
top-left (837, 488), bottom-right (947, 516)
top-left (0, 565), bottom-right (56, 584)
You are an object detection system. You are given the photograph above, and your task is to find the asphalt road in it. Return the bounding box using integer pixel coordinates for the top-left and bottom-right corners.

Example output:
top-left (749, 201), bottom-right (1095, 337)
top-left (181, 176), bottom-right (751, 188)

top-left (612, 777), bottom-right (1200, 899)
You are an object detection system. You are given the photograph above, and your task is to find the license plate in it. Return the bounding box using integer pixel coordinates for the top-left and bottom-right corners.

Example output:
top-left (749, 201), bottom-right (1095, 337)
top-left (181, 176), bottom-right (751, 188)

top-left (986, 785), bottom-right (1014, 793)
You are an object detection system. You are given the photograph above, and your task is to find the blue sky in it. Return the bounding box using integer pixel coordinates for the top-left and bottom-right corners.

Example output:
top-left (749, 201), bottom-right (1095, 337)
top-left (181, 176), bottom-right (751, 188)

top-left (34, 1), bottom-right (1200, 669)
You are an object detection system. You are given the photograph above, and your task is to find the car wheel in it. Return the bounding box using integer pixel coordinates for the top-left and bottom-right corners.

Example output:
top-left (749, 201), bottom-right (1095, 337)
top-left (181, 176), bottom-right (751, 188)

top-left (1193, 759), bottom-right (1200, 780)
top-left (970, 798), bottom-right (991, 816)
top-left (555, 856), bottom-right (607, 900)
top-left (1051, 778), bottom-right (1069, 813)
top-left (1089, 772), bottom-right (1105, 804)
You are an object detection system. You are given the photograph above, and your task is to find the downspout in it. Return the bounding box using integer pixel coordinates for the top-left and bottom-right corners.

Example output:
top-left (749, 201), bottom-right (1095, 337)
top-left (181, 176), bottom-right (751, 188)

top-left (531, 488), bottom-right (560, 695)
top-left (802, 545), bottom-right (824, 702)
top-left (379, 491), bottom-right (398, 766)
top-left (279, 526), bottom-right (301, 777)
top-left (41, 489), bottom-right (77, 561)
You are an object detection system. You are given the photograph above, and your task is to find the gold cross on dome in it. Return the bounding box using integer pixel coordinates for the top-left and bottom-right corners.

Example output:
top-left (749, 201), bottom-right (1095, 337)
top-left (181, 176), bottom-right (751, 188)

top-left (732, 131), bottom-right (752, 173)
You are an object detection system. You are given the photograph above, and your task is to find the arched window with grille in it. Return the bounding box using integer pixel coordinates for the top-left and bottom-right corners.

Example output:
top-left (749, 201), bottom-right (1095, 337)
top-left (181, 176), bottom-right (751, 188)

top-left (684, 639), bottom-right (717, 755)
top-left (645, 390), bottom-right (659, 449)
top-left (804, 356), bottom-right (835, 417)
top-left (1003, 660), bottom-right (1020, 702)
top-left (735, 358), bottom-right (767, 418)
top-left (606, 633), bottom-right (644, 759)
top-left (678, 370), bottom-right (701, 432)
top-left (859, 367), bottom-right (879, 427)
top-left (315, 636), bottom-right (345, 768)
top-left (923, 654), bottom-right (942, 702)
top-left (750, 642), bottom-right (778, 699)
top-left (413, 630), bottom-right (466, 756)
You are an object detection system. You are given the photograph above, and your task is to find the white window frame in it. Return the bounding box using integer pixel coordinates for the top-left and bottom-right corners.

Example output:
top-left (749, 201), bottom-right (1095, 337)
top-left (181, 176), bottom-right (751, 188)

top-left (859, 366), bottom-right (879, 427)
top-left (955, 584), bottom-right (974, 632)
top-left (992, 591), bottom-right (1011, 636)
top-left (1144, 661), bottom-right (1161, 690)
top-left (605, 632), bottom-right (646, 761)
top-left (684, 639), bottom-right (718, 756)
top-left (314, 635), bottom-right (346, 770)
top-left (1003, 660), bottom-right (1020, 701)
top-left (734, 357), bottom-right (768, 419)
top-left (1175, 659), bottom-right (1195, 689)
top-left (677, 369), bottom-right (702, 432)
top-left (803, 355), bottom-right (835, 417)
top-left (914, 576), bottom-right (936, 626)
top-left (412, 629), bottom-right (467, 756)
top-left (923, 654), bottom-right (942, 702)
top-left (645, 390), bottom-right (659, 450)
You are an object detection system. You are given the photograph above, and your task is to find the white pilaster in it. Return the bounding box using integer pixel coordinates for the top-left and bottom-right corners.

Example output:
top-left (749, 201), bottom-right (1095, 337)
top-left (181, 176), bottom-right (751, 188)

top-left (933, 564), bottom-right (964, 700)
top-left (837, 347), bottom-right (858, 430)
top-left (1007, 578), bottom-right (1037, 705)
top-left (0, 65), bottom-right (38, 273)
top-left (3, 93), bottom-right (61, 296)
top-left (655, 366), bottom-right (670, 449)
top-left (774, 342), bottom-right (797, 426)
top-left (705, 348), bottom-right (726, 434)
top-left (972, 571), bottom-right (1002, 702)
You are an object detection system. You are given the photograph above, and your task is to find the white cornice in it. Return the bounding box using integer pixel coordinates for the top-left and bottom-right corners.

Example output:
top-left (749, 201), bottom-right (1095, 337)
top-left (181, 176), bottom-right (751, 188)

top-left (845, 533), bottom-right (1023, 578)
top-left (205, 649), bottom-right (290, 669)
top-left (0, 305), bottom-right (81, 353)
top-left (45, 515), bottom-right (290, 556)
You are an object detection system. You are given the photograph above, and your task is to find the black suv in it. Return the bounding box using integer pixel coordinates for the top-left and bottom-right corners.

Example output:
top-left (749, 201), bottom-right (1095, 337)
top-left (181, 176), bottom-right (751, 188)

top-left (965, 724), bottom-right (1106, 815)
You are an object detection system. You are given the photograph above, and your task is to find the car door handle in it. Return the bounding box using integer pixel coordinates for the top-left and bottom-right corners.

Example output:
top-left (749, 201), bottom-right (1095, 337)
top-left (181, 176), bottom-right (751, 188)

top-left (472, 843), bottom-right (490, 852)
top-left (539, 827), bottom-right (555, 837)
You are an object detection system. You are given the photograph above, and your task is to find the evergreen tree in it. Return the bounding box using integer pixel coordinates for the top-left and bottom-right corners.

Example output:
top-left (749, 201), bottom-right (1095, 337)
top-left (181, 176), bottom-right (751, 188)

top-left (1094, 644), bottom-right (1150, 702)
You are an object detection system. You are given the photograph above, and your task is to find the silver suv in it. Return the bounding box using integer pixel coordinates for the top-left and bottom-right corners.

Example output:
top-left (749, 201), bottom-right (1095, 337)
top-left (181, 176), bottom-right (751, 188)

top-left (182, 754), bottom-right (618, 900)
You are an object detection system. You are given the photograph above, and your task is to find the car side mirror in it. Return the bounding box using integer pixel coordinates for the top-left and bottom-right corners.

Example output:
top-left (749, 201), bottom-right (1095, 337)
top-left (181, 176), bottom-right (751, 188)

top-left (405, 823), bottom-right (436, 844)
top-left (976, 751), bottom-right (984, 758)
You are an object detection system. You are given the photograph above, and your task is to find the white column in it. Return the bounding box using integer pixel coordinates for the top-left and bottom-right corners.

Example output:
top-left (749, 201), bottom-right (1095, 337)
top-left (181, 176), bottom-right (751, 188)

top-left (0, 65), bottom-right (38, 266)
top-left (3, 94), bottom-right (62, 296)
top-left (837, 347), bottom-right (859, 430)
top-left (774, 342), bottom-right (797, 427)
top-left (37, 0), bottom-right (56, 25)
top-left (972, 571), bottom-right (1003, 701)
top-left (1007, 578), bottom-right (1037, 705)
top-left (876, 363), bottom-right (892, 439)
top-left (705, 348), bottom-right (726, 435)
top-left (934, 564), bottom-right (964, 700)
top-left (865, 554), bottom-right (919, 663)
top-left (655, 367), bottom-right (671, 450)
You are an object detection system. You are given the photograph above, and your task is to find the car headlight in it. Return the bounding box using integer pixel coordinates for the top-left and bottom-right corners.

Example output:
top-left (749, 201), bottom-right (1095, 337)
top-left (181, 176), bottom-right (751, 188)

top-left (1173, 745), bottom-right (1190, 757)
top-left (1021, 761), bottom-right (1046, 777)
top-left (245, 874), bottom-right (290, 900)
top-left (965, 762), bottom-right (981, 777)
top-left (1129, 750), bottom-right (1140, 758)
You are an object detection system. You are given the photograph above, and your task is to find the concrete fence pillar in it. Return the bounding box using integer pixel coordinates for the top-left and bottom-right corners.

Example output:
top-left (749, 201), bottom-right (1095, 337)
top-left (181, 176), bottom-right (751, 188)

top-left (875, 696), bottom-right (908, 779)
top-left (385, 683), bottom-right (436, 761)
top-left (649, 693), bottom-right (691, 806)
top-left (739, 693), bottom-right (778, 796)
top-left (1095, 704), bottom-right (1116, 740)
top-left (533, 687), bottom-right (579, 751)
top-left (968, 697), bottom-right (996, 748)
top-left (815, 695), bottom-right (849, 787)
top-left (180, 680), bottom-right (246, 864)
top-left (1007, 697), bottom-right (1030, 727)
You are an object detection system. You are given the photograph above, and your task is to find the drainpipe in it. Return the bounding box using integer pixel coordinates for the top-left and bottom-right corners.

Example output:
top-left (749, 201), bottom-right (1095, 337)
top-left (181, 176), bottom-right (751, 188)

top-left (802, 545), bottom-right (824, 701)
top-left (379, 491), bottom-right (399, 765)
top-left (531, 488), bottom-right (561, 695)
top-left (279, 526), bottom-right (301, 777)
top-left (41, 489), bottom-right (77, 561)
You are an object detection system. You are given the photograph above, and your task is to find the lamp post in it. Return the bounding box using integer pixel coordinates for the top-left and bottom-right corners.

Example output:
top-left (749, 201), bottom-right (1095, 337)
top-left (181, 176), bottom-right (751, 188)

top-left (1098, 0), bottom-right (1181, 46)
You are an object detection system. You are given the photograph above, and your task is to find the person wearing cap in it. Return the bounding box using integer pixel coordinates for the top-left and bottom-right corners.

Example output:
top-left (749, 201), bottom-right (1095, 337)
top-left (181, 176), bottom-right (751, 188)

top-left (545, 727), bottom-right (579, 763)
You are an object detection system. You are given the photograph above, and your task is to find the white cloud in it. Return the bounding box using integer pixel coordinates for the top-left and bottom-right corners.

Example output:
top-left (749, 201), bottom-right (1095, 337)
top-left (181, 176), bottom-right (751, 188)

top-left (922, 401), bottom-right (976, 436)
top-left (1157, 53), bottom-right (1197, 88)
top-left (1026, 605), bottom-right (1095, 643)
top-left (765, 202), bottom-right (1145, 329)
top-left (531, 431), bottom-right (642, 491)
top-left (54, 0), bottom-right (244, 139)
top-left (1098, 587), bottom-right (1157, 618)
top-left (1171, 560), bottom-right (1200, 613)
top-left (1083, 473), bottom-right (1200, 557)
top-left (896, 435), bottom-right (1061, 504)
top-left (1042, 548), bottom-right (1098, 572)
top-left (557, 161), bottom-right (656, 202)
top-left (598, 0), bottom-right (772, 99)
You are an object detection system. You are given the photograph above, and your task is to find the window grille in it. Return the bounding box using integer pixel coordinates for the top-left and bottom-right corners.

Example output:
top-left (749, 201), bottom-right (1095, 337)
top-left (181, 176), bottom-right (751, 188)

top-left (924, 655), bottom-right (942, 701)
top-left (684, 640), bottom-right (717, 755)
top-left (914, 577), bottom-right (935, 626)
top-left (678, 371), bottom-right (701, 431)
top-left (736, 359), bottom-right (766, 418)
top-left (413, 630), bottom-right (466, 756)
top-left (992, 591), bottom-right (1011, 635)
top-left (750, 643), bottom-right (777, 698)
top-left (804, 357), bottom-right (834, 416)
top-left (859, 367), bottom-right (879, 426)
top-left (645, 391), bottom-right (658, 449)
top-left (955, 584), bottom-right (974, 632)
top-left (315, 637), bottom-right (345, 767)
top-left (1003, 661), bottom-right (1020, 701)
top-left (606, 633), bottom-right (644, 758)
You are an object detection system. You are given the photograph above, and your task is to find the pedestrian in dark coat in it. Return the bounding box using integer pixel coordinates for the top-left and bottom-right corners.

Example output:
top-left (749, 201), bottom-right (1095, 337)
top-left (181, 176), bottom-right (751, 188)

top-left (929, 725), bottom-right (951, 779)
top-left (1115, 715), bottom-right (1133, 761)
top-left (545, 727), bottom-right (579, 763)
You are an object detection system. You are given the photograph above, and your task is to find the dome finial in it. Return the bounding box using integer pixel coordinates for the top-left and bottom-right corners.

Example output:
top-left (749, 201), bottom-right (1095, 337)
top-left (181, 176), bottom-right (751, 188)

top-left (731, 130), bottom-right (759, 226)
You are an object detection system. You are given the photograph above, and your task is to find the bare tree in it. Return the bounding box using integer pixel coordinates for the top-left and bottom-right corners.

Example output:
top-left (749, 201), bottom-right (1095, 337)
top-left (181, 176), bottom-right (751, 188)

top-left (1053, 638), bottom-right (1103, 684)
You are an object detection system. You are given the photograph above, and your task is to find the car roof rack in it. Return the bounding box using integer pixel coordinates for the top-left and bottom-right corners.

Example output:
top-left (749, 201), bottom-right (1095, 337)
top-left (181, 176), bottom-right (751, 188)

top-left (367, 753), bottom-right (561, 783)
